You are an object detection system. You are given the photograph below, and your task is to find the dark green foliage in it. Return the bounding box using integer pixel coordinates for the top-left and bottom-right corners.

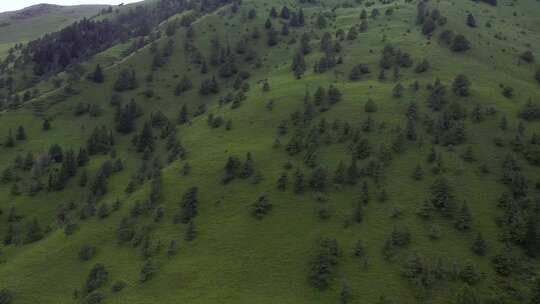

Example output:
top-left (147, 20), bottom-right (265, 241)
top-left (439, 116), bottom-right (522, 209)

top-left (308, 237), bottom-right (339, 290)
top-left (4, 130), bottom-right (14, 148)
top-left (114, 69), bottom-right (138, 92)
top-left (519, 101), bottom-right (540, 121)
top-left (140, 259), bottom-right (159, 282)
top-left (16, 126), bottom-right (26, 140)
top-left (79, 244), bottom-right (97, 261)
top-left (174, 76), bottom-right (193, 96)
top-left (84, 292), bottom-right (104, 304)
top-left (85, 263), bottom-right (108, 293)
top-left (184, 220), bottom-right (197, 241)
top-left (91, 64), bottom-right (104, 83)
top-left (459, 260), bottom-right (480, 284)
top-left (251, 196), bottom-right (272, 219)
top-left (199, 77), bottom-right (219, 95)
top-left (454, 285), bottom-right (479, 304)
top-left (429, 177), bottom-right (454, 215)
top-left (521, 50), bottom-right (535, 63)
top-left (349, 64), bottom-right (371, 80)
top-left (111, 280), bottom-right (126, 293)
top-left (277, 172), bottom-right (288, 190)
top-left (466, 13), bottom-right (476, 28)
top-left (530, 278), bottom-right (540, 304)
top-left (471, 233), bottom-right (487, 256)
top-left (181, 187), bottom-right (198, 223)
top-left (415, 59), bottom-right (430, 73)
top-left (452, 74), bottom-right (471, 96)
top-left (454, 202), bottom-right (472, 231)
top-left (382, 226), bottom-right (411, 260)
top-left (42, 119), bottom-right (51, 131)
top-left (0, 289), bottom-right (12, 304)
top-left (222, 155), bottom-right (240, 184)
top-left (451, 34), bottom-right (471, 52)
top-left (135, 122), bottom-right (154, 153)
top-left (25, 218), bottom-right (43, 244)
top-left (87, 126), bottom-right (114, 155)
top-left (292, 52), bottom-right (306, 78)
top-left (117, 217), bottom-right (134, 244)
top-left (339, 284), bottom-right (352, 304)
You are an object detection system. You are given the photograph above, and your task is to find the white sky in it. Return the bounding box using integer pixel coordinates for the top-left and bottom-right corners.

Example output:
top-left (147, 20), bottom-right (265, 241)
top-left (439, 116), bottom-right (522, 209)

top-left (0, 1), bottom-right (142, 13)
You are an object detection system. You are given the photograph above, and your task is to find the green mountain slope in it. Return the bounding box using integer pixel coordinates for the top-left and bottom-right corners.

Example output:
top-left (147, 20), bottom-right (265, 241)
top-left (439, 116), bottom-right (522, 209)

top-left (0, 4), bottom-right (109, 58)
top-left (0, 0), bottom-right (539, 303)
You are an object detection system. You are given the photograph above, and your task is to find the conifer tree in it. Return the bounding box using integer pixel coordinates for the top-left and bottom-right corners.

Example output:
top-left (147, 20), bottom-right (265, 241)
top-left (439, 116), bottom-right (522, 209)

top-left (184, 220), bottom-right (197, 241)
top-left (455, 202), bottom-right (472, 230)
top-left (471, 233), bottom-right (487, 256)
top-left (16, 126), bottom-right (26, 140)
top-left (137, 122), bottom-right (155, 153)
top-left (181, 187), bottom-right (198, 223)
top-left (92, 64), bottom-right (105, 83)
top-left (277, 172), bottom-right (288, 190)
top-left (251, 196), bottom-right (273, 219)
top-left (4, 130), bottom-right (14, 148)
top-left (294, 169), bottom-right (306, 194)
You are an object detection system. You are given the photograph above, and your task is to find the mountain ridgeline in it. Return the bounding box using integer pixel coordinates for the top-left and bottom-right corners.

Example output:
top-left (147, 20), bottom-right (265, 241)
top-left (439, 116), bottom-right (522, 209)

top-left (0, 0), bottom-right (539, 303)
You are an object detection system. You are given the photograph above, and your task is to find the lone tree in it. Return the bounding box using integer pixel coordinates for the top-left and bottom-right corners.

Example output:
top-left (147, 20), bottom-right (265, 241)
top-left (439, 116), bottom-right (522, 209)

top-left (92, 64), bottom-right (105, 83)
top-left (251, 196), bottom-right (272, 219)
top-left (452, 74), bottom-right (471, 96)
top-left (451, 34), bottom-right (471, 52)
top-left (466, 13), bottom-right (476, 28)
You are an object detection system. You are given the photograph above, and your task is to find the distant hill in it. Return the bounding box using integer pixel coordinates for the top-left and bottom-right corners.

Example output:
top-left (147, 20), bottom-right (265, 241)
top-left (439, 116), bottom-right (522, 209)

top-left (0, 4), bottom-right (108, 58)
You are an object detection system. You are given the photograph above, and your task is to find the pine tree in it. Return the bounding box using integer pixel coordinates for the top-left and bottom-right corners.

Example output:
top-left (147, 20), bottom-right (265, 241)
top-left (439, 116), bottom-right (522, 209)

top-left (300, 33), bottom-right (312, 54)
top-left (114, 69), bottom-right (138, 91)
top-left (292, 52), bottom-right (306, 78)
top-left (49, 143), bottom-right (64, 162)
top-left (77, 148), bottom-right (89, 166)
top-left (451, 34), bottom-right (471, 52)
top-left (137, 122), bottom-right (155, 153)
top-left (354, 202), bottom-right (363, 223)
top-left (455, 202), bottom-right (472, 230)
top-left (184, 220), bottom-right (197, 241)
top-left (265, 18), bottom-right (272, 29)
top-left (16, 126), bottom-right (27, 140)
top-left (452, 74), bottom-right (471, 96)
top-left (269, 7), bottom-right (278, 18)
top-left (251, 196), bottom-right (273, 219)
top-left (239, 153), bottom-right (254, 179)
top-left (412, 165), bottom-right (424, 180)
top-left (92, 64), bottom-right (105, 83)
top-left (347, 26), bottom-right (358, 40)
top-left (139, 259), bottom-right (159, 282)
top-left (280, 6), bottom-right (290, 19)
top-left (4, 130), bottom-right (14, 147)
top-left (430, 177), bottom-right (455, 215)
top-left (42, 119), bottom-right (51, 131)
top-left (293, 169), bottom-right (306, 194)
top-left (62, 149), bottom-right (77, 179)
top-left (25, 218), bottom-right (44, 243)
top-left (466, 13), bottom-right (477, 27)
top-left (181, 187), bottom-right (198, 223)
top-left (277, 172), bottom-right (288, 190)
top-left (530, 278), bottom-right (540, 304)
top-left (417, 199), bottom-right (434, 219)
top-left (471, 233), bottom-right (487, 256)
top-left (178, 104), bottom-right (190, 125)
top-left (339, 284), bottom-right (353, 304)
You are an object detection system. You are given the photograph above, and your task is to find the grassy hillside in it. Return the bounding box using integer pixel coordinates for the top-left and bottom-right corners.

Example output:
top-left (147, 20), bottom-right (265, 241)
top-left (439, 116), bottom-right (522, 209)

top-left (0, 4), bottom-right (109, 58)
top-left (0, 0), bottom-right (539, 303)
